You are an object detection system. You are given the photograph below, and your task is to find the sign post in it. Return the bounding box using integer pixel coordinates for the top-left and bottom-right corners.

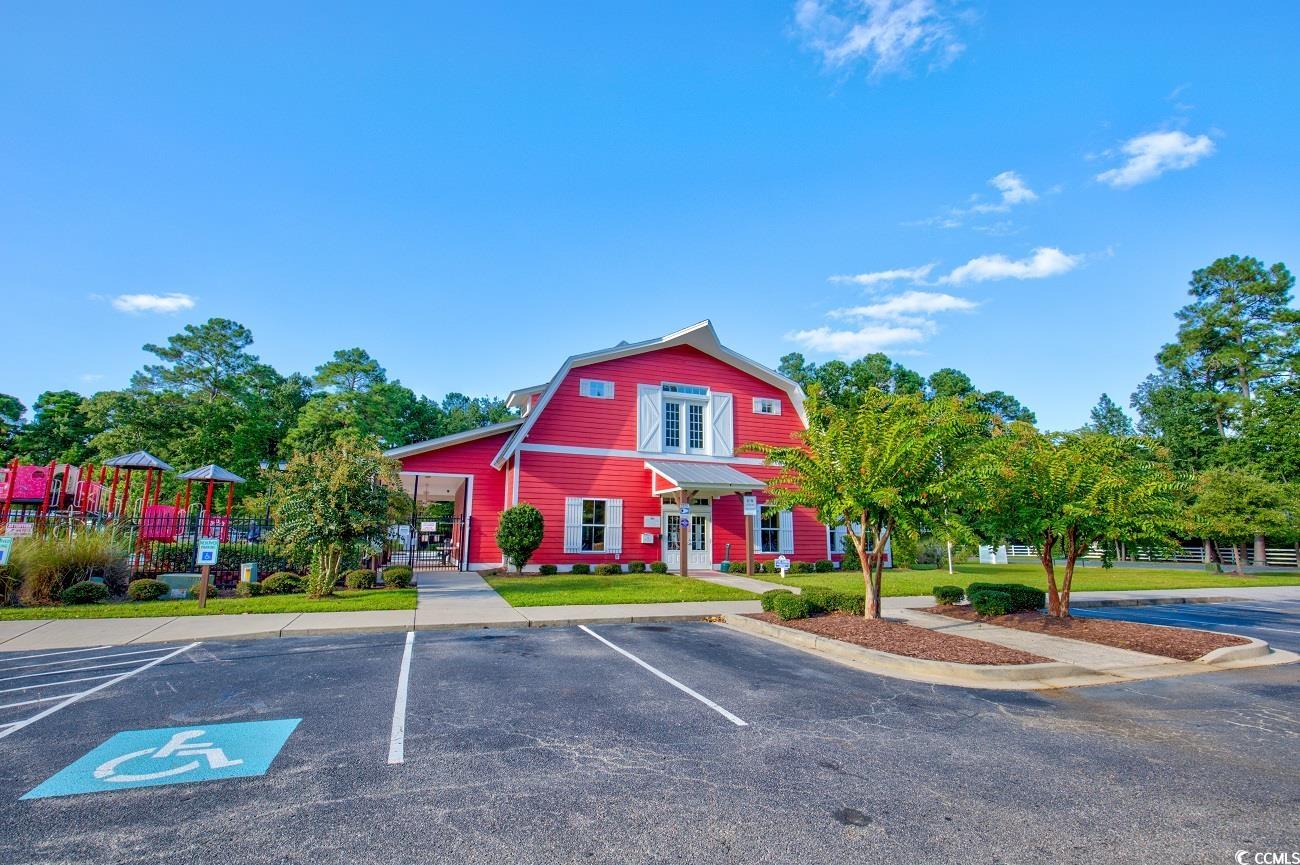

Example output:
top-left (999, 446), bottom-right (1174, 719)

top-left (676, 494), bottom-right (690, 577)
top-left (775, 554), bottom-right (790, 580)
top-left (195, 538), bottom-right (220, 608)
top-left (739, 493), bottom-right (757, 577)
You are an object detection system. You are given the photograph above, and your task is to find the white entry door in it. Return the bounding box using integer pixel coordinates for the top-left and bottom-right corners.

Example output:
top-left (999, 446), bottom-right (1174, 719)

top-left (663, 506), bottom-right (711, 570)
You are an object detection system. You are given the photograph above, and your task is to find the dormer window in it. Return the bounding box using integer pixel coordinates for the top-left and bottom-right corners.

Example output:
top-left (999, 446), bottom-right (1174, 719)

top-left (579, 379), bottom-right (614, 399)
top-left (753, 397), bottom-right (781, 415)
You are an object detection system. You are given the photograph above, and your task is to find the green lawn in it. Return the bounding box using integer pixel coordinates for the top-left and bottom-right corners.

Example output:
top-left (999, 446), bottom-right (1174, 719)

top-left (746, 562), bottom-right (1300, 598)
top-left (0, 588), bottom-right (418, 620)
top-left (484, 572), bottom-right (758, 607)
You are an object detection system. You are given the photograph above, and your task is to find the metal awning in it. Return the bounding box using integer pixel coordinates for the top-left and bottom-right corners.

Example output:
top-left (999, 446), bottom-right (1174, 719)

top-left (644, 460), bottom-right (764, 494)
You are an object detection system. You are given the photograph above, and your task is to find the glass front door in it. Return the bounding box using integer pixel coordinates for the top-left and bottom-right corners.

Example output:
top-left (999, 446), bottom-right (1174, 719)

top-left (663, 509), bottom-right (711, 570)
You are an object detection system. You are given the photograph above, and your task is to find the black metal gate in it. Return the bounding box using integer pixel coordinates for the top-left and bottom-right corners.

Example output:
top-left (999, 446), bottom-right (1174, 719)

top-left (389, 516), bottom-right (467, 571)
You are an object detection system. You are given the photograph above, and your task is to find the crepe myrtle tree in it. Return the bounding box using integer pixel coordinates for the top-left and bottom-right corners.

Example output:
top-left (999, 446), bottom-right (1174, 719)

top-left (1186, 468), bottom-right (1294, 576)
top-left (496, 503), bottom-right (544, 573)
top-left (270, 433), bottom-right (398, 598)
top-left (746, 390), bottom-right (984, 619)
top-left (967, 424), bottom-right (1184, 617)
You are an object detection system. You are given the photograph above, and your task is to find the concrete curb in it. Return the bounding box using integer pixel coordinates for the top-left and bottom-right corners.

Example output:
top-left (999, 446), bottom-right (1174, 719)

top-left (1197, 636), bottom-right (1271, 665)
top-left (720, 613), bottom-right (1091, 690)
top-left (1069, 596), bottom-right (1237, 609)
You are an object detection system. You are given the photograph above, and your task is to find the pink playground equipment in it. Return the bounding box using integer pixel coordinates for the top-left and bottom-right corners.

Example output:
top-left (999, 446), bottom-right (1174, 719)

top-left (177, 464), bottom-right (246, 542)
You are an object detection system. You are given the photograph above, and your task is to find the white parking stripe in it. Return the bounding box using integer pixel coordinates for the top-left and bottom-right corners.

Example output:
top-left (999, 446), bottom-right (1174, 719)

top-left (387, 631), bottom-right (415, 765)
top-left (580, 626), bottom-right (748, 727)
top-left (0, 657), bottom-right (173, 683)
top-left (1081, 607), bottom-right (1300, 636)
top-left (0, 673), bottom-right (123, 694)
top-left (0, 642), bottom-right (199, 740)
top-left (0, 646), bottom-right (174, 673)
top-left (0, 646), bottom-right (112, 664)
top-left (0, 692), bottom-right (86, 711)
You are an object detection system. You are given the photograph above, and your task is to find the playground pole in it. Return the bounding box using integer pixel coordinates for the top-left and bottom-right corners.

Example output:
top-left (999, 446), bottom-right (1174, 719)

top-left (1, 458), bottom-right (16, 524)
top-left (108, 467), bottom-right (120, 514)
top-left (224, 483), bottom-right (234, 541)
top-left (38, 460), bottom-right (56, 517)
top-left (140, 469), bottom-right (152, 517)
top-left (183, 480), bottom-right (192, 513)
top-left (202, 480), bottom-right (215, 537)
top-left (120, 470), bottom-right (132, 517)
top-left (58, 464), bottom-right (71, 510)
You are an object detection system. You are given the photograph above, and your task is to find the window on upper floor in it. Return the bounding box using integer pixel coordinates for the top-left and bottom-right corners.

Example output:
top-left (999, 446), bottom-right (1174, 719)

top-left (579, 379), bottom-right (614, 399)
top-left (753, 397), bottom-right (781, 415)
top-left (637, 383), bottom-right (734, 457)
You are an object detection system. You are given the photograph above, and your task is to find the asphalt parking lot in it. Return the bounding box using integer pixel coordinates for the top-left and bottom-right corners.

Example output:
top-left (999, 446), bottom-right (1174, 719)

top-left (1076, 599), bottom-right (1300, 652)
top-left (1, 621), bottom-right (1297, 865)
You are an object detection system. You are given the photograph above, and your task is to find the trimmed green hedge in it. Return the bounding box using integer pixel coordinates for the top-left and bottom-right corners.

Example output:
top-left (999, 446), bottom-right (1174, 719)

top-left (595, 563), bottom-right (622, 576)
top-left (970, 589), bottom-right (1013, 617)
top-left (967, 582), bottom-right (1045, 613)
top-left (627, 561), bottom-right (646, 573)
top-left (761, 589), bottom-right (793, 612)
top-left (382, 566), bottom-right (413, 588)
top-left (61, 580), bottom-right (109, 605)
top-left (127, 578), bottom-right (170, 602)
top-left (344, 569), bottom-right (377, 590)
top-left (649, 561), bottom-right (668, 574)
top-left (262, 572), bottom-right (305, 595)
top-left (570, 563), bottom-right (591, 575)
top-left (932, 585), bottom-right (965, 605)
top-left (234, 581), bottom-right (264, 597)
top-left (814, 559), bottom-right (834, 573)
top-left (772, 593), bottom-right (810, 621)
top-left (538, 564), bottom-right (558, 575)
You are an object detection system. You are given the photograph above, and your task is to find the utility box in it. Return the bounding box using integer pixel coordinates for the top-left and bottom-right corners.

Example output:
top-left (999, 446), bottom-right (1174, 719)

top-left (241, 562), bottom-right (259, 583)
top-left (160, 573), bottom-right (202, 599)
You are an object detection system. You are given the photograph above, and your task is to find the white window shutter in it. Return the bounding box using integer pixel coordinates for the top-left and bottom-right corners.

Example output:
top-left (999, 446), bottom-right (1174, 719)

top-left (637, 384), bottom-right (662, 452)
top-left (564, 497), bottom-right (583, 554)
top-left (709, 392), bottom-right (734, 457)
top-left (779, 510), bottom-right (794, 554)
top-left (606, 498), bottom-right (623, 554)
top-left (752, 510), bottom-right (762, 553)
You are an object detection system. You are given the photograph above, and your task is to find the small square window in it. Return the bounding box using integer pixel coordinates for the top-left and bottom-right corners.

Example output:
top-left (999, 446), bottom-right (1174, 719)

top-left (579, 379), bottom-right (614, 399)
top-left (753, 397), bottom-right (780, 415)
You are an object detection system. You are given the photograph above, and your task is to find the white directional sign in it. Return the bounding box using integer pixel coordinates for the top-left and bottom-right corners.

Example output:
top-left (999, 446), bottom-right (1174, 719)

top-left (195, 537), bottom-right (220, 567)
top-left (742, 495), bottom-right (757, 517)
top-left (679, 505), bottom-right (691, 517)
top-left (775, 555), bottom-right (791, 577)
top-left (0, 537), bottom-right (12, 567)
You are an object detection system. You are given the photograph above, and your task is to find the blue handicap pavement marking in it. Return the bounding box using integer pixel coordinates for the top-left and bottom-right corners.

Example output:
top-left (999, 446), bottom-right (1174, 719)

top-left (21, 718), bottom-right (301, 800)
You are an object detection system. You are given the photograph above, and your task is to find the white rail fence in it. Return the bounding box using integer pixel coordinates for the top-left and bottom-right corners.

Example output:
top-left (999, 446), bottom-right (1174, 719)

top-left (1004, 542), bottom-right (1299, 568)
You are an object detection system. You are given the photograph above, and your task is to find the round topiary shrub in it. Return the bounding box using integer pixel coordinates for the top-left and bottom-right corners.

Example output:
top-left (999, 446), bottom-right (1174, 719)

top-left (813, 559), bottom-right (834, 573)
top-left (127, 578), bottom-right (170, 602)
top-left (382, 566), bottom-right (413, 588)
top-left (262, 572), bottom-right (305, 595)
top-left (790, 561), bottom-right (814, 574)
top-left (626, 561), bottom-right (646, 573)
top-left (932, 585), bottom-right (965, 606)
top-left (344, 569), bottom-right (377, 590)
top-left (187, 581), bottom-right (218, 599)
top-left (61, 580), bottom-right (109, 605)
top-left (771, 593), bottom-right (811, 621)
top-left (538, 564), bottom-right (558, 575)
top-left (760, 588), bottom-right (793, 612)
top-left (648, 561), bottom-right (668, 574)
top-left (969, 589), bottom-right (1013, 617)
top-left (234, 581), bottom-right (264, 597)
top-left (595, 563), bottom-right (622, 576)
top-left (569, 563), bottom-right (591, 575)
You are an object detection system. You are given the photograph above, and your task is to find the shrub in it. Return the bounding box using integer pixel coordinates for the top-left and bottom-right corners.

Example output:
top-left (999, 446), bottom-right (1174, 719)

top-left (187, 581), bottom-right (218, 600)
top-left (262, 572), bottom-right (305, 595)
top-left (234, 581), bottom-right (264, 597)
top-left (569, 563), bottom-right (591, 575)
top-left (496, 503), bottom-right (545, 573)
top-left (12, 528), bottom-right (130, 605)
top-left (649, 561), bottom-right (668, 574)
top-left (838, 594), bottom-right (866, 616)
top-left (771, 593), bottom-right (811, 621)
top-left (382, 566), bottom-right (413, 588)
top-left (595, 563), bottom-right (622, 576)
top-left (814, 559), bottom-right (834, 573)
top-left (760, 588), bottom-right (793, 612)
top-left (538, 564), bottom-right (558, 575)
top-left (840, 535), bottom-right (861, 572)
top-left (910, 562), bottom-right (939, 571)
top-left (61, 580), bottom-right (109, 605)
top-left (790, 561), bottom-right (814, 574)
top-left (626, 561), bottom-right (646, 573)
top-left (933, 585), bottom-right (965, 606)
top-left (127, 579), bottom-right (170, 602)
top-left (969, 589), bottom-right (1014, 617)
top-left (344, 569), bottom-right (377, 590)
top-left (800, 586), bottom-right (837, 614)
top-left (753, 561), bottom-right (770, 574)
top-left (966, 582), bottom-right (1045, 613)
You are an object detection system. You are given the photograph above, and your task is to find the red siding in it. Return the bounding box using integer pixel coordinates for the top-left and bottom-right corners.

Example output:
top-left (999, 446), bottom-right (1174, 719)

top-left (399, 431), bottom-right (512, 567)
top-left (525, 344), bottom-right (804, 451)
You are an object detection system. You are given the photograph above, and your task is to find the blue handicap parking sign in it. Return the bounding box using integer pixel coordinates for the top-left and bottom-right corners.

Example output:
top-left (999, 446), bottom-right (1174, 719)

top-left (22, 718), bottom-right (301, 800)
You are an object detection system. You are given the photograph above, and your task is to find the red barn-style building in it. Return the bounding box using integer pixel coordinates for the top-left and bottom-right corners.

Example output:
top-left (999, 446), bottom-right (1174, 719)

top-left (388, 321), bottom-right (879, 572)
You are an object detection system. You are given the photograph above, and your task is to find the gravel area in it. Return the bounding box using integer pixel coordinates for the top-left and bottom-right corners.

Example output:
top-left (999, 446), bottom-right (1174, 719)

top-left (928, 605), bottom-right (1250, 660)
top-left (748, 611), bottom-right (1050, 665)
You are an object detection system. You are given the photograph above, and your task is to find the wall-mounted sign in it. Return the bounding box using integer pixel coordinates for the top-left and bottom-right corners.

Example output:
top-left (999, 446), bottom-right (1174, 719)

top-left (643, 515), bottom-right (661, 529)
top-left (679, 505), bottom-right (691, 517)
top-left (420, 521), bottom-right (438, 532)
top-left (742, 495), bottom-right (757, 516)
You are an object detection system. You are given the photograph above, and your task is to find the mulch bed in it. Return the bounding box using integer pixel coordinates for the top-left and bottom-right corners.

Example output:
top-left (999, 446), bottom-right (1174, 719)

top-left (926, 605), bottom-right (1249, 661)
top-left (748, 611), bottom-right (1050, 665)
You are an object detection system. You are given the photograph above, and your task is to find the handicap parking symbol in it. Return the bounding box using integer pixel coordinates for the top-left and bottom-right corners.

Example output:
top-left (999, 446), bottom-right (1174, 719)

top-left (22, 719), bottom-right (301, 800)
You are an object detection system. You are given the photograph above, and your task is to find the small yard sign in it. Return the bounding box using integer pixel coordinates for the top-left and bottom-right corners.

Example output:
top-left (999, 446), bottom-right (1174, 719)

top-left (775, 555), bottom-right (790, 577)
top-left (195, 538), bottom-right (220, 567)
top-left (6, 523), bottom-right (33, 538)
top-left (0, 537), bottom-right (12, 567)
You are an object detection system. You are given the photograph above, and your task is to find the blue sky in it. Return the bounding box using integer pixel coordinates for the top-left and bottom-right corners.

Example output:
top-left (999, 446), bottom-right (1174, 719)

top-left (3, 1), bottom-right (1297, 430)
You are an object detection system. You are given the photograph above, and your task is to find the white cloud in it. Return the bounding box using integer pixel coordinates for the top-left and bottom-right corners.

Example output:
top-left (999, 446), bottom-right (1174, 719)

top-left (787, 322), bottom-right (929, 357)
top-left (828, 263), bottom-right (935, 286)
top-left (938, 246), bottom-right (1080, 285)
top-left (793, 0), bottom-right (966, 80)
top-left (828, 290), bottom-right (977, 322)
top-left (913, 170), bottom-right (1039, 229)
top-left (80, 373), bottom-right (104, 384)
top-left (1095, 130), bottom-right (1215, 188)
top-left (109, 292), bottom-right (196, 314)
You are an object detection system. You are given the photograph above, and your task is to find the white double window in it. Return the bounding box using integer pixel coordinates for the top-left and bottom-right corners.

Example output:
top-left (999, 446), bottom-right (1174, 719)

top-left (637, 383), bottom-right (734, 457)
top-left (753, 397), bottom-right (781, 415)
top-left (563, 497), bottom-right (623, 554)
top-left (755, 505), bottom-right (794, 554)
top-left (579, 379), bottom-right (614, 399)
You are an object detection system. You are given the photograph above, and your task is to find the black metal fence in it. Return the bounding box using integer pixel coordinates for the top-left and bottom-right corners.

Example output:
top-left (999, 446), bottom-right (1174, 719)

top-left (125, 516), bottom-right (284, 586)
top-left (386, 517), bottom-right (467, 571)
